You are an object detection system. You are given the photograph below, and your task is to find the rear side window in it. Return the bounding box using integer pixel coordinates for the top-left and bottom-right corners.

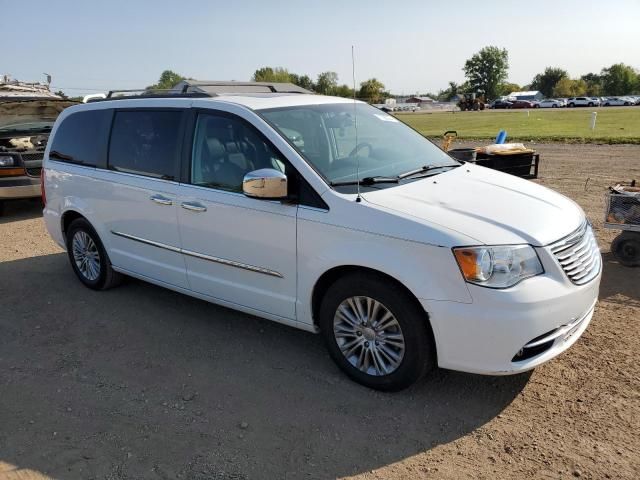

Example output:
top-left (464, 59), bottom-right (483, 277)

top-left (49, 109), bottom-right (112, 168)
top-left (108, 110), bottom-right (182, 180)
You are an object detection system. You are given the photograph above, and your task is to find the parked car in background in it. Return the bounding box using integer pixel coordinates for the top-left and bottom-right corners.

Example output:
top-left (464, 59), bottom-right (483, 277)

top-left (567, 97), bottom-right (597, 107)
top-left (489, 99), bottom-right (513, 109)
top-left (42, 83), bottom-right (601, 391)
top-left (510, 100), bottom-right (535, 109)
top-left (536, 99), bottom-right (564, 108)
top-left (0, 91), bottom-right (76, 215)
top-left (603, 97), bottom-right (633, 106)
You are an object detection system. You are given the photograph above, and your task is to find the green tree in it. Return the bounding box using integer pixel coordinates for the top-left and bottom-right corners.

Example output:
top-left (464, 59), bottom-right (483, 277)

top-left (290, 73), bottom-right (315, 90)
top-left (463, 46), bottom-right (509, 100)
top-left (147, 70), bottom-right (185, 90)
top-left (358, 78), bottom-right (386, 103)
top-left (252, 66), bottom-right (292, 83)
top-left (334, 84), bottom-right (354, 98)
top-left (316, 71), bottom-right (339, 95)
top-left (54, 90), bottom-right (68, 99)
top-left (498, 82), bottom-right (521, 96)
top-left (552, 78), bottom-right (587, 97)
top-left (581, 73), bottom-right (602, 96)
top-left (600, 63), bottom-right (638, 95)
top-left (530, 67), bottom-right (568, 97)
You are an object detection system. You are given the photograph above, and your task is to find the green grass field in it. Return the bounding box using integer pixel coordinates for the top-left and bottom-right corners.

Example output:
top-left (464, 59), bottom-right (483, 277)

top-left (397, 107), bottom-right (640, 144)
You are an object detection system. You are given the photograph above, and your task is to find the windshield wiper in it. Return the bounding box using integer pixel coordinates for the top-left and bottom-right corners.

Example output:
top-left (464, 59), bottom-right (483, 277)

top-left (330, 176), bottom-right (399, 187)
top-left (397, 164), bottom-right (460, 180)
top-left (330, 165), bottom-right (460, 187)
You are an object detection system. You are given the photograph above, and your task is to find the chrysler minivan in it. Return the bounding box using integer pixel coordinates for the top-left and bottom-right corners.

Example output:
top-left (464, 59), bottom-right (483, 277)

top-left (42, 83), bottom-right (601, 390)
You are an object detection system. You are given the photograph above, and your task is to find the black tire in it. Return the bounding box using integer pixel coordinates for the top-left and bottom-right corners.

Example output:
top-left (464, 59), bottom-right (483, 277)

top-left (66, 218), bottom-right (123, 290)
top-left (569, 103), bottom-right (575, 107)
top-left (611, 232), bottom-right (640, 267)
top-left (0, 200), bottom-right (4, 217)
top-left (588, 102), bottom-right (593, 107)
top-left (318, 272), bottom-right (435, 391)
top-left (552, 104), bottom-right (557, 108)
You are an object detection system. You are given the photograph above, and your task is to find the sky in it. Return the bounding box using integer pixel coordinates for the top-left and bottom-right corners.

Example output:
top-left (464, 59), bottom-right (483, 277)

top-left (3, 0), bottom-right (640, 97)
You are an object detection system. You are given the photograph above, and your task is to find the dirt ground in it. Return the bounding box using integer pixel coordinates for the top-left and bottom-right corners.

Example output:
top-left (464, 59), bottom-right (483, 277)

top-left (0, 143), bottom-right (638, 480)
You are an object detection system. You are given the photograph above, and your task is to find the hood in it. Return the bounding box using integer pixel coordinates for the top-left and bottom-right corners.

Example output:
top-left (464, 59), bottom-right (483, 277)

top-left (362, 164), bottom-right (584, 246)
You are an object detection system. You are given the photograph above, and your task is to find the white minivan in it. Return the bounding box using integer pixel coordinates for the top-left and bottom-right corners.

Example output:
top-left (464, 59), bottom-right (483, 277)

top-left (42, 83), bottom-right (601, 391)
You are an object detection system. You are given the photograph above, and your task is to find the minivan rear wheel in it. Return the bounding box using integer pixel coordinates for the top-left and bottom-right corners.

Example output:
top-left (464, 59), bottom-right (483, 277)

top-left (66, 218), bottom-right (123, 290)
top-left (318, 273), bottom-right (434, 391)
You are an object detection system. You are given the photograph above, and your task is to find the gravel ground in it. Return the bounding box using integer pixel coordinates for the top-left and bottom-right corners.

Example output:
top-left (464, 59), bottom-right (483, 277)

top-left (0, 143), bottom-right (639, 479)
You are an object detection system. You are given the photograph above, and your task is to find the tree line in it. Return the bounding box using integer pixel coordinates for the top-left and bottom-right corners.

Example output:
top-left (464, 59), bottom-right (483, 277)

top-left (433, 46), bottom-right (640, 101)
top-left (251, 67), bottom-right (390, 103)
top-left (144, 68), bottom-right (389, 103)
top-left (145, 50), bottom-right (639, 105)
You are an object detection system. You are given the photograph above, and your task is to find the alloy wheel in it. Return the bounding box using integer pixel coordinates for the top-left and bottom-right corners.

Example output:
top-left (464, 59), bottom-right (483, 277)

top-left (333, 296), bottom-right (405, 376)
top-left (72, 231), bottom-right (101, 281)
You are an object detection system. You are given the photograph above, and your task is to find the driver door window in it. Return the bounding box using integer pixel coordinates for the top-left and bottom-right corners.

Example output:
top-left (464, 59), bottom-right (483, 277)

top-left (191, 113), bottom-right (286, 192)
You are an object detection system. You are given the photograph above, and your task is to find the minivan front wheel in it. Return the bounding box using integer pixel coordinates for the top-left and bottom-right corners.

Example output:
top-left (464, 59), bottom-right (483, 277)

top-left (319, 273), bottom-right (434, 391)
top-left (66, 218), bottom-right (122, 290)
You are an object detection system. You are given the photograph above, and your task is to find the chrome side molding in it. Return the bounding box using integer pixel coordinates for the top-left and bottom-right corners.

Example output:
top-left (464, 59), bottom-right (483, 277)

top-left (110, 230), bottom-right (282, 278)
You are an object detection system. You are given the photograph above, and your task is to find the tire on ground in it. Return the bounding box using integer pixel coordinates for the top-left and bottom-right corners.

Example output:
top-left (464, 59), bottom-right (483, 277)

top-left (611, 231), bottom-right (640, 267)
top-left (318, 272), bottom-right (435, 391)
top-left (65, 218), bottom-right (123, 290)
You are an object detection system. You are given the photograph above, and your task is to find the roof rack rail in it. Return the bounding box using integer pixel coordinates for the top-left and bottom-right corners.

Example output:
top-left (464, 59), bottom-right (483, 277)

top-left (103, 88), bottom-right (211, 100)
top-left (179, 81), bottom-right (313, 95)
top-left (90, 81), bottom-right (313, 102)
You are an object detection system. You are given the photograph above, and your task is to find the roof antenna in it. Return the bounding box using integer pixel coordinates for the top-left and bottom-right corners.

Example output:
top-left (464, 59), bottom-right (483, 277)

top-left (352, 45), bottom-right (361, 203)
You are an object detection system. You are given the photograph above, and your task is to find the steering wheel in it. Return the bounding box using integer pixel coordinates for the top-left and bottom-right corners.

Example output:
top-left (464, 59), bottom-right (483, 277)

top-left (349, 142), bottom-right (373, 158)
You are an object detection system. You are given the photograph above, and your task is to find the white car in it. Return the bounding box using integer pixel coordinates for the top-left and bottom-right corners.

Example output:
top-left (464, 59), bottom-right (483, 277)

top-left (603, 97), bottom-right (633, 106)
top-left (42, 83), bottom-right (601, 391)
top-left (536, 99), bottom-right (564, 108)
top-left (566, 97), bottom-right (599, 107)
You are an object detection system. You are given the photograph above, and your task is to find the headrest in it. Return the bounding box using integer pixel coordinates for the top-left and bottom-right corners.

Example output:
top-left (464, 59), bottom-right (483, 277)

top-left (205, 138), bottom-right (225, 159)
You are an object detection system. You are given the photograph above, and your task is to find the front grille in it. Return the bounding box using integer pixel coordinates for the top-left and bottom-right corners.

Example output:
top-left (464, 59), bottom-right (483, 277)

top-left (549, 221), bottom-right (601, 285)
top-left (20, 153), bottom-right (44, 162)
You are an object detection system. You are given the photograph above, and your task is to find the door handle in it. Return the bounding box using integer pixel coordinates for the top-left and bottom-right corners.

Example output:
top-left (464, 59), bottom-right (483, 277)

top-left (150, 194), bottom-right (173, 206)
top-left (181, 201), bottom-right (207, 212)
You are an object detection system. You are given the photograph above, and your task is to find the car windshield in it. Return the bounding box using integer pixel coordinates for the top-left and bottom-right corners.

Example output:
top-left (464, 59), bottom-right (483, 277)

top-left (260, 103), bottom-right (458, 186)
top-left (0, 99), bottom-right (76, 131)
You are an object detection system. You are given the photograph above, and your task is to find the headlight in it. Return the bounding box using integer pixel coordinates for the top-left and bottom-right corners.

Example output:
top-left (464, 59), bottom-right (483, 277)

top-left (0, 155), bottom-right (15, 167)
top-left (453, 245), bottom-right (543, 288)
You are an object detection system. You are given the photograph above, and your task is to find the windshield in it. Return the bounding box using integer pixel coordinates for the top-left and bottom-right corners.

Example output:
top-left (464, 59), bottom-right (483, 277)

top-left (0, 99), bottom-right (76, 132)
top-left (260, 103), bottom-right (457, 186)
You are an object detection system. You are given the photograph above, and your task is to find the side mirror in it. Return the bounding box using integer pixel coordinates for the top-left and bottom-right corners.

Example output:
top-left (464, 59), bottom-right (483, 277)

top-left (242, 168), bottom-right (288, 200)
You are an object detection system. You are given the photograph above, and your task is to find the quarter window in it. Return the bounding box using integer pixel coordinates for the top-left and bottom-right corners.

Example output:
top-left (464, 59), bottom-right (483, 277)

top-left (190, 113), bottom-right (286, 192)
top-left (108, 110), bottom-right (182, 179)
top-left (49, 109), bottom-right (112, 167)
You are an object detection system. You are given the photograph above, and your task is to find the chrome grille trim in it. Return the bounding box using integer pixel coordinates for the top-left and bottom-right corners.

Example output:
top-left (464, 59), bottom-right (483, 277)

top-left (549, 221), bottom-right (601, 285)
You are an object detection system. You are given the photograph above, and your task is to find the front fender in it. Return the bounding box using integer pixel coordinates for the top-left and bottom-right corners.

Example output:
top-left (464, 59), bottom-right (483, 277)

top-left (296, 215), bottom-right (472, 327)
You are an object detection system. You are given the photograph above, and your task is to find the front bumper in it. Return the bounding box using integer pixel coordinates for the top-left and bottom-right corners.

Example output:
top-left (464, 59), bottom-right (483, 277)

top-left (422, 245), bottom-right (601, 375)
top-left (0, 177), bottom-right (41, 199)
